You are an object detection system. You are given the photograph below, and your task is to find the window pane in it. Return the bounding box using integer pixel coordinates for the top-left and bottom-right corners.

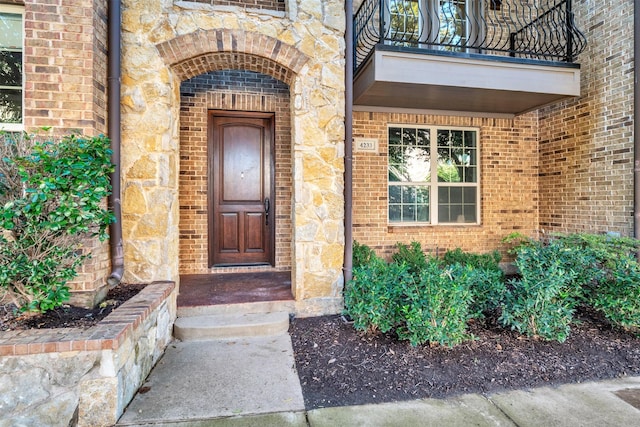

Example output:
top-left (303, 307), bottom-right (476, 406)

top-left (439, 0), bottom-right (468, 47)
top-left (417, 129), bottom-right (430, 147)
top-left (389, 127), bottom-right (401, 145)
top-left (0, 88), bottom-right (21, 123)
top-left (463, 166), bottom-right (476, 183)
top-left (449, 187), bottom-right (462, 203)
top-left (389, 185), bottom-right (401, 204)
top-left (464, 205), bottom-right (477, 222)
top-left (463, 187), bottom-right (476, 201)
top-left (389, 127), bottom-right (430, 183)
top-left (389, 0), bottom-right (419, 43)
top-left (438, 186), bottom-right (477, 223)
top-left (0, 13), bottom-right (22, 50)
top-left (405, 146), bottom-right (430, 181)
top-left (402, 186), bottom-right (415, 204)
top-left (438, 129), bottom-right (476, 183)
top-left (388, 184), bottom-right (430, 223)
top-left (0, 50), bottom-right (21, 86)
top-left (403, 204), bottom-right (416, 222)
top-left (389, 204), bottom-right (402, 222)
top-left (464, 130), bottom-right (476, 148)
top-left (1, 11), bottom-right (22, 126)
top-left (417, 204), bottom-right (429, 222)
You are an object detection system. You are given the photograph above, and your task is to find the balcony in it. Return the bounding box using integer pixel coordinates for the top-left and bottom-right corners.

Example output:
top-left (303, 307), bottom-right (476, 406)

top-left (353, 0), bottom-right (587, 115)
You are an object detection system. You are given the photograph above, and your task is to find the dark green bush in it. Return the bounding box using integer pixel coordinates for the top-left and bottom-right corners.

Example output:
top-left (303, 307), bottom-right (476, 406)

top-left (344, 253), bottom-right (412, 333)
top-left (346, 241), bottom-right (475, 347)
top-left (450, 263), bottom-right (505, 319)
top-left (0, 133), bottom-right (114, 312)
top-left (589, 255), bottom-right (640, 330)
top-left (500, 239), bottom-right (582, 342)
top-left (352, 240), bottom-right (377, 268)
top-left (444, 248), bottom-right (505, 317)
top-left (392, 241), bottom-right (428, 276)
top-left (443, 248), bottom-right (501, 271)
top-left (398, 261), bottom-right (473, 347)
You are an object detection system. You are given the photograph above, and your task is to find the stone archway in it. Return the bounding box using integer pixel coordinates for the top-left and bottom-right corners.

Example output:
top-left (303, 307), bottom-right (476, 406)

top-left (159, 31), bottom-right (307, 280)
top-left (122, 27), bottom-right (345, 315)
top-left (155, 29), bottom-right (307, 84)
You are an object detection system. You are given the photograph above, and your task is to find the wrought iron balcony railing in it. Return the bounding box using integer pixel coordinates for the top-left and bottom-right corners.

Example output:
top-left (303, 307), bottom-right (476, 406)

top-left (354, 0), bottom-right (587, 71)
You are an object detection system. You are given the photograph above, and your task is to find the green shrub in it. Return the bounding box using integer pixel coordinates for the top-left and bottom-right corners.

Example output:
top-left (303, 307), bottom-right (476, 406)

top-left (344, 254), bottom-right (412, 333)
top-left (443, 248), bottom-right (501, 271)
top-left (0, 133), bottom-right (114, 312)
top-left (444, 248), bottom-right (505, 317)
top-left (500, 240), bottom-right (581, 342)
top-left (392, 241), bottom-right (429, 276)
top-left (589, 255), bottom-right (640, 330)
top-left (352, 240), bottom-right (377, 268)
top-left (450, 263), bottom-right (505, 319)
top-left (346, 242), bottom-right (474, 347)
top-left (398, 260), bottom-right (472, 347)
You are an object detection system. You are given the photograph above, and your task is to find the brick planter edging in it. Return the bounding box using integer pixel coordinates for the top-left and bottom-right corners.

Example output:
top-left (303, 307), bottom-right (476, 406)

top-left (0, 281), bottom-right (177, 427)
top-left (0, 281), bottom-right (175, 356)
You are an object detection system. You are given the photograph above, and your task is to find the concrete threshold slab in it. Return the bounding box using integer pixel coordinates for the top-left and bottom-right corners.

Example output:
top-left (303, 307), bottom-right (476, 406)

top-left (117, 335), bottom-right (305, 426)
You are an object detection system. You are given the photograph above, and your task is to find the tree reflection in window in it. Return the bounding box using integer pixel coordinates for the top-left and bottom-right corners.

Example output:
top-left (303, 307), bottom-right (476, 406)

top-left (439, 0), bottom-right (468, 48)
top-left (388, 127), bottom-right (431, 223)
top-left (388, 125), bottom-right (478, 224)
top-left (0, 11), bottom-right (23, 125)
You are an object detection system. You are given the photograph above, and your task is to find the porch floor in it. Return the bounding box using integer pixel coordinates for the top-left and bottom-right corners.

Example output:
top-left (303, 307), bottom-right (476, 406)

top-left (177, 271), bottom-right (293, 307)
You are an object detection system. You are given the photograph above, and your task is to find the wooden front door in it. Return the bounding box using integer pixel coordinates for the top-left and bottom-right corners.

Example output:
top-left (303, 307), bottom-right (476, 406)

top-left (208, 112), bottom-right (275, 267)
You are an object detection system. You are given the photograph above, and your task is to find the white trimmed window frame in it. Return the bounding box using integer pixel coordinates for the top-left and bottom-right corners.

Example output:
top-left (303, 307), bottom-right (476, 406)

top-left (0, 4), bottom-right (24, 132)
top-left (387, 124), bottom-right (481, 226)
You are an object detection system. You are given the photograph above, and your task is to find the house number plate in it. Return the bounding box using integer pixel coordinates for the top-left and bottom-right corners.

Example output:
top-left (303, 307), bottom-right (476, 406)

top-left (354, 138), bottom-right (379, 153)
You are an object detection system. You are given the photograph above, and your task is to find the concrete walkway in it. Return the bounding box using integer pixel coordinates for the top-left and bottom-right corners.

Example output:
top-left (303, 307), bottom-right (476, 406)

top-left (117, 333), bottom-right (640, 427)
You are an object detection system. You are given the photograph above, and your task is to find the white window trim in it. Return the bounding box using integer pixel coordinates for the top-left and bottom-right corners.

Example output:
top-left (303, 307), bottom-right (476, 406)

top-left (0, 4), bottom-right (25, 132)
top-left (387, 123), bottom-right (481, 226)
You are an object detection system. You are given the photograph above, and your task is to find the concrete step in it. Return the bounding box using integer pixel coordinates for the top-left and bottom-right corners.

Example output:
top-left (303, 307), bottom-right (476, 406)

top-left (177, 299), bottom-right (295, 318)
top-left (174, 311), bottom-right (290, 341)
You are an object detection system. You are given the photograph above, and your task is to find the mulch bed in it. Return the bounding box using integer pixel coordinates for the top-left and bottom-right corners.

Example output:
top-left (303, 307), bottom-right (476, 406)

top-left (0, 283), bottom-right (146, 331)
top-left (290, 307), bottom-right (640, 410)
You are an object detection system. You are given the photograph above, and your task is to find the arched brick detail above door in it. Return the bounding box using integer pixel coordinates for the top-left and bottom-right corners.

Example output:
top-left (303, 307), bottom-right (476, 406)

top-left (155, 29), bottom-right (309, 85)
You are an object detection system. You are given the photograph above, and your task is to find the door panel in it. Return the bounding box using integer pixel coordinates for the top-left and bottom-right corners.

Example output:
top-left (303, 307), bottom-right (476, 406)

top-left (222, 126), bottom-right (262, 201)
top-left (209, 112), bottom-right (275, 266)
top-left (245, 212), bottom-right (265, 251)
top-left (220, 213), bottom-right (239, 253)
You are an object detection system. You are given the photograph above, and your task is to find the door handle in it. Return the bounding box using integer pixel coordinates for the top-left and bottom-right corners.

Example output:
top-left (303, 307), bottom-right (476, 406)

top-left (264, 197), bottom-right (270, 226)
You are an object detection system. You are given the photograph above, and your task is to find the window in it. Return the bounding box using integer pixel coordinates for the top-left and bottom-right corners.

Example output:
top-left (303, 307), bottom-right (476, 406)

top-left (386, 0), bottom-right (481, 51)
top-left (388, 125), bottom-right (479, 225)
top-left (0, 5), bottom-right (23, 131)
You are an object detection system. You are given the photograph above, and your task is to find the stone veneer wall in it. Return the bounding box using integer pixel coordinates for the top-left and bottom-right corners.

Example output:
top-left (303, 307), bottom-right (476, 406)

top-left (0, 282), bottom-right (176, 427)
top-left (352, 111), bottom-right (539, 259)
top-left (121, 0), bottom-right (345, 314)
top-left (179, 70), bottom-right (293, 274)
top-left (537, 0), bottom-right (635, 236)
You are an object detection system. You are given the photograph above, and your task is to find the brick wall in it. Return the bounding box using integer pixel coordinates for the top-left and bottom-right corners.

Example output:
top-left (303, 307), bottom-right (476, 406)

top-left (538, 0), bottom-right (635, 236)
top-left (17, 0), bottom-right (110, 300)
top-left (22, 0), bottom-right (106, 135)
top-left (352, 111), bottom-right (539, 260)
top-left (179, 70), bottom-right (293, 274)
top-left (185, 0), bottom-right (285, 12)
